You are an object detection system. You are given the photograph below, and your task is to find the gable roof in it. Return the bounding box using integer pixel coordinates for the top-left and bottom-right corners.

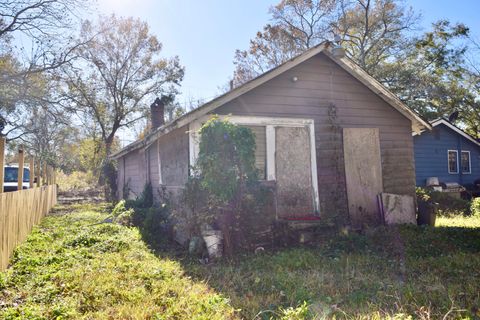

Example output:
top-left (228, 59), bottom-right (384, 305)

top-left (413, 118), bottom-right (480, 147)
top-left (111, 41), bottom-right (431, 160)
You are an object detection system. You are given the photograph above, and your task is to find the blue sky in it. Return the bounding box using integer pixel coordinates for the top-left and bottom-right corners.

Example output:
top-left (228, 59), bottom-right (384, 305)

top-left (96, 0), bottom-right (480, 106)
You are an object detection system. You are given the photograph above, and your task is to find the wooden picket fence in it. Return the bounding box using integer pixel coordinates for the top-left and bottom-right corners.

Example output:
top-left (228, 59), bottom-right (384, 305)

top-left (0, 185), bottom-right (57, 271)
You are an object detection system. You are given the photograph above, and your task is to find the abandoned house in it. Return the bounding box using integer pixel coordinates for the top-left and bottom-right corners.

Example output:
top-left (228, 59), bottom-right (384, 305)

top-left (414, 118), bottom-right (480, 187)
top-left (111, 41), bottom-right (431, 233)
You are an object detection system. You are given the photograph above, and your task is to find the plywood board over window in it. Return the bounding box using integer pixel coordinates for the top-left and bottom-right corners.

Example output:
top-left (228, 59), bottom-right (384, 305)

top-left (275, 126), bottom-right (314, 219)
top-left (343, 128), bottom-right (383, 227)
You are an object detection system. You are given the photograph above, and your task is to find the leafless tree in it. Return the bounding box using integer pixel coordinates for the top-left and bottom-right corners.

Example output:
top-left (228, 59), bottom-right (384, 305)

top-left (0, 0), bottom-right (91, 138)
top-left (62, 15), bottom-right (185, 155)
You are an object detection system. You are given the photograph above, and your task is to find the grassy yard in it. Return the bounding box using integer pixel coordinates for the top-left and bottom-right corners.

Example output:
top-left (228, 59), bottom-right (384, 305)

top-left (1, 204), bottom-right (479, 319)
top-left (185, 215), bottom-right (480, 319)
top-left (0, 203), bottom-right (235, 319)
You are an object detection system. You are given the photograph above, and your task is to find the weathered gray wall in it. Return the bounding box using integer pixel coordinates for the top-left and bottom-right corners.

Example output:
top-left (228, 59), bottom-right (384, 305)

top-left (122, 148), bottom-right (147, 199)
top-left (118, 126), bottom-right (189, 203)
top-left (216, 52), bottom-right (415, 226)
top-left (117, 157), bottom-right (125, 199)
top-left (154, 125), bottom-right (190, 202)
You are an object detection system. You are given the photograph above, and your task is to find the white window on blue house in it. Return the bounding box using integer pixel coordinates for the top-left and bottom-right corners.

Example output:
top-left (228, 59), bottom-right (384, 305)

top-left (448, 150), bottom-right (458, 174)
top-left (461, 151), bottom-right (471, 174)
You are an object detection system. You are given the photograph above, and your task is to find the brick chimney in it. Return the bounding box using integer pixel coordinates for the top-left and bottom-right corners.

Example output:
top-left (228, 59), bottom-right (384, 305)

top-left (150, 97), bottom-right (165, 130)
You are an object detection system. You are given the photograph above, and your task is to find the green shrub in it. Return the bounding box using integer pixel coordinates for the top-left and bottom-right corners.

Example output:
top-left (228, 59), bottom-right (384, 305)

top-left (192, 116), bottom-right (260, 254)
top-left (111, 200), bottom-right (135, 226)
top-left (416, 187), bottom-right (471, 216)
top-left (136, 182), bottom-right (154, 208)
top-left (121, 182), bottom-right (171, 246)
top-left (112, 200), bottom-right (129, 217)
top-left (197, 116), bottom-right (258, 202)
top-left (141, 205), bottom-right (171, 244)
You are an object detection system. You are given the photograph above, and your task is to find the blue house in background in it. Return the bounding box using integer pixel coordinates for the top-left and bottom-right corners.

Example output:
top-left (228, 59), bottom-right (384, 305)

top-left (413, 118), bottom-right (480, 187)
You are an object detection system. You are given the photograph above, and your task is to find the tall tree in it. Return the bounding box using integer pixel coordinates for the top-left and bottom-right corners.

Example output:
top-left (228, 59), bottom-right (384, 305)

top-left (0, 0), bottom-right (89, 138)
top-left (377, 20), bottom-right (470, 119)
top-left (17, 105), bottom-right (78, 171)
top-left (334, 0), bottom-right (419, 73)
top-left (62, 15), bottom-right (185, 155)
top-left (233, 0), bottom-right (337, 86)
top-left (232, 0), bottom-right (419, 86)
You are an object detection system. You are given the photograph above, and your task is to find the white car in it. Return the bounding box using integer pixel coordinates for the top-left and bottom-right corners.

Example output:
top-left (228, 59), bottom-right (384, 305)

top-left (3, 165), bottom-right (31, 192)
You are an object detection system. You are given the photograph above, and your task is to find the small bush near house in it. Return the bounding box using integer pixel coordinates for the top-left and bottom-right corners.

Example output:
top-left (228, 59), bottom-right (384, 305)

top-left (416, 187), bottom-right (471, 216)
top-left (123, 182), bottom-right (172, 247)
top-left (111, 199), bottom-right (135, 226)
top-left (185, 116), bottom-right (261, 255)
top-left (183, 116), bottom-right (285, 255)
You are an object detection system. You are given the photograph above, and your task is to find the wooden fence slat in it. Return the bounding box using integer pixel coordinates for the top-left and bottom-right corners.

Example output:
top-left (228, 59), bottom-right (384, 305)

top-left (0, 185), bottom-right (57, 271)
top-left (0, 136), bottom-right (5, 194)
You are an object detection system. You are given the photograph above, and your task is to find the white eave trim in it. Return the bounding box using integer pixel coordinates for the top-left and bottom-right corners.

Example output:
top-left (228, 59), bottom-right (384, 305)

top-left (413, 119), bottom-right (480, 147)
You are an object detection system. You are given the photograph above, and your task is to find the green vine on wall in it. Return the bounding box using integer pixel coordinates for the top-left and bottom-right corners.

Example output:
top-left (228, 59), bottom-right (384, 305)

top-left (327, 103), bottom-right (349, 226)
top-left (197, 116), bottom-right (258, 201)
top-left (194, 116), bottom-right (259, 254)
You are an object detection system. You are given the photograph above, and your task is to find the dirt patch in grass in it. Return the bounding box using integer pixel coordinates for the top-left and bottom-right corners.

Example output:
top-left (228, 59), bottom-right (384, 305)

top-left (0, 203), bottom-right (235, 319)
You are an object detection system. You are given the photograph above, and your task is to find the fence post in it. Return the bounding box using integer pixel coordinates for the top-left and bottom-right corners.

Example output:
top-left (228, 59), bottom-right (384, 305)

top-left (0, 136), bottom-right (5, 193)
top-left (18, 148), bottom-right (24, 191)
top-left (29, 157), bottom-right (35, 189)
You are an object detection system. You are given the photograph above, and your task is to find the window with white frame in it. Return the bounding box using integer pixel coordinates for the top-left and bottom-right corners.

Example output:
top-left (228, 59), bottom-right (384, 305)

top-left (448, 150), bottom-right (458, 174)
top-left (461, 151), bottom-right (471, 174)
top-left (244, 125), bottom-right (267, 180)
top-left (189, 116), bottom-right (320, 212)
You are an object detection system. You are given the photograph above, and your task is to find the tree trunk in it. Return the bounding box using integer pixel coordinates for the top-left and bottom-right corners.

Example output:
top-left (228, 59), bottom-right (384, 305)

top-left (101, 135), bottom-right (117, 201)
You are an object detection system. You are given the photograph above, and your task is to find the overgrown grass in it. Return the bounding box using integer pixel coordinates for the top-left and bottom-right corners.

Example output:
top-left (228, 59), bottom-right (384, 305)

top-left (436, 214), bottom-right (480, 228)
top-left (185, 216), bottom-right (480, 319)
top-left (2, 204), bottom-right (479, 319)
top-left (0, 203), bottom-right (235, 319)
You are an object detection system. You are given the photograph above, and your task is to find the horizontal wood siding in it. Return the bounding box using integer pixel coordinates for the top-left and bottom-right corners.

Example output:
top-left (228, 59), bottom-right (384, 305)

top-left (154, 125), bottom-right (190, 202)
top-left (216, 53), bottom-right (415, 224)
top-left (414, 124), bottom-right (480, 186)
top-left (123, 149), bottom-right (146, 198)
top-left (117, 157), bottom-right (125, 199)
top-left (148, 141), bottom-right (160, 186)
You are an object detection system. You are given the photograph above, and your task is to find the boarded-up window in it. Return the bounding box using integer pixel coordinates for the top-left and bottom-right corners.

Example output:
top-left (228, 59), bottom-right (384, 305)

top-left (245, 126), bottom-right (267, 180)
